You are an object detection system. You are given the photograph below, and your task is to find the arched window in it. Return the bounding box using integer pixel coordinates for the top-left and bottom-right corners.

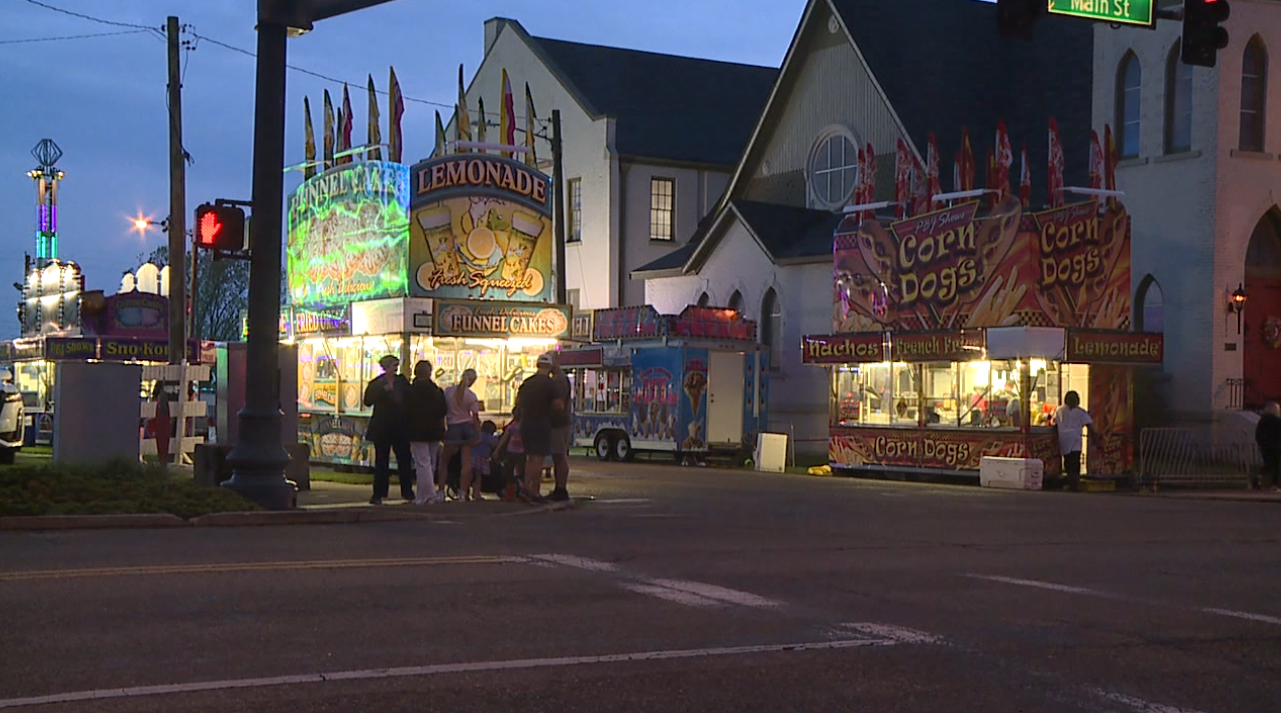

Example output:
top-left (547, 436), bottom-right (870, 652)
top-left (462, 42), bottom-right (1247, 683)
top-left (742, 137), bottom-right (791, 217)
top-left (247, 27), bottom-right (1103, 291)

top-left (1241, 37), bottom-right (1268, 153)
top-left (1165, 42), bottom-right (1193, 154)
top-left (760, 288), bottom-right (782, 370)
top-left (1135, 275), bottom-right (1164, 333)
top-left (696, 291), bottom-right (709, 308)
top-left (807, 126), bottom-right (860, 210)
top-left (1117, 52), bottom-right (1142, 159)
top-left (727, 290), bottom-right (743, 314)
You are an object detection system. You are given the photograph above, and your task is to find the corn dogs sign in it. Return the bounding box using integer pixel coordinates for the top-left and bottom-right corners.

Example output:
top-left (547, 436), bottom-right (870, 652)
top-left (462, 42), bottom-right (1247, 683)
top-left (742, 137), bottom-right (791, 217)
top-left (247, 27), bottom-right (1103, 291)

top-left (833, 197), bottom-right (1131, 332)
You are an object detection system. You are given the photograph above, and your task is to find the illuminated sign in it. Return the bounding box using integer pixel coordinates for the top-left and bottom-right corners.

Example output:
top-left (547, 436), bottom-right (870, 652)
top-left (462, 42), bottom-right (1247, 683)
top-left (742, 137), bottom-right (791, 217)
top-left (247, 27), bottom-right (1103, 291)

top-left (288, 305), bottom-right (350, 336)
top-left (286, 160), bottom-right (410, 307)
top-left (668, 306), bottom-right (757, 341)
top-left (593, 306), bottom-right (664, 341)
top-left (1065, 329), bottom-right (1163, 363)
top-left (432, 299), bottom-right (571, 339)
top-left (1047, 0), bottom-right (1155, 28)
top-left (571, 310), bottom-right (594, 342)
top-left (43, 337), bottom-right (97, 361)
top-left (892, 330), bottom-right (984, 362)
top-left (830, 426), bottom-right (1061, 474)
top-left (20, 260), bottom-right (82, 338)
top-left (801, 333), bottom-right (885, 364)
top-left (97, 338), bottom-right (201, 363)
top-left (408, 153), bottom-right (554, 303)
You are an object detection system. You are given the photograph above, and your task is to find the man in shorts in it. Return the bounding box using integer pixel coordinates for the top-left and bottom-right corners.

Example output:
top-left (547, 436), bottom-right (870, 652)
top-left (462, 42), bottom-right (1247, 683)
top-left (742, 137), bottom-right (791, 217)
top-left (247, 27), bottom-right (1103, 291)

top-left (516, 354), bottom-right (558, 503)
top-left (547, 353), bottom-right (573, 501)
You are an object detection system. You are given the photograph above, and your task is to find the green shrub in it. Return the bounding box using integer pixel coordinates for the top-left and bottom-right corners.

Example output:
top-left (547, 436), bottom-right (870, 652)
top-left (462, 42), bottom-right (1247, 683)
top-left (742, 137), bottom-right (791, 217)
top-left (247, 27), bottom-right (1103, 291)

top-left (0, 460), bottom-right (261, 519)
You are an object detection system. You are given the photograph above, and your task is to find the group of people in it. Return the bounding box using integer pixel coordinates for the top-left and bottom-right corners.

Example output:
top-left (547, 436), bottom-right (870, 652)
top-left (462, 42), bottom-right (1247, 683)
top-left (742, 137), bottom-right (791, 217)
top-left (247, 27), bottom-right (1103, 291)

top-left (361, 351), bottom-right (574, 505)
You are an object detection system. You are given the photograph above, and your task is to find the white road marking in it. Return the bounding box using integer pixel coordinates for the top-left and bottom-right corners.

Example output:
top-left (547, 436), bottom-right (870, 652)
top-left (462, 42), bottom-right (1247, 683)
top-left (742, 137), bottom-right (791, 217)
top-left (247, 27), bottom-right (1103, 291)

top-left (966, 574), bottom-right (1112, 597)
top-left (972, 574), bottom-right (1281, 628)
top-left (527, 554), bottom-right (620, 572)
top-left (1200, 607), bottom-right (1281, 626)
top-left (0, 638), bottom-right (898, 709)
top-left (622, 583), bottom-right (723, 608)
top-left (593, 498), bottom-right (653, 505)
top-left (835, 623), bottom-right (944, 645)
top-left (1088, 687), bottom-right (1210, 713)
top-left (646, 578), bottom-right (781, 609)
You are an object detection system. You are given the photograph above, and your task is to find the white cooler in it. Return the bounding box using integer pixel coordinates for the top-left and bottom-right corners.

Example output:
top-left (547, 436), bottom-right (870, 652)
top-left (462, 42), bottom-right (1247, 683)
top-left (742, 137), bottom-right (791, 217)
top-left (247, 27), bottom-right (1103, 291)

top-left (979, 456), bottom-right (1044, 490)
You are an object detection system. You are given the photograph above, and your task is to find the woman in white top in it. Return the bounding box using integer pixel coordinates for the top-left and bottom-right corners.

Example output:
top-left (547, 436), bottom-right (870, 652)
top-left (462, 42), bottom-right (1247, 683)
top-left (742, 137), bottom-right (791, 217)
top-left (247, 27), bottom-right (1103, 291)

top-left (1053, 390), bottom-right (1094, 492)
top-left (441, 369), bottom-right (482, 501)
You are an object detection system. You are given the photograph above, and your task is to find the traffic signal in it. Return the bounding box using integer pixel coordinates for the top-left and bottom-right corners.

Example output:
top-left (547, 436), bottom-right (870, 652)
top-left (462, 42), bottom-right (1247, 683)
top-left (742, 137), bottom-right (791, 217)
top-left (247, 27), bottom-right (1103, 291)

top-left (1182, 0), bottom-right (1230, 68)
top-left (194, 203), bottom-right (246, 251)
top-left (997, 0), bottom-right (1041, 40)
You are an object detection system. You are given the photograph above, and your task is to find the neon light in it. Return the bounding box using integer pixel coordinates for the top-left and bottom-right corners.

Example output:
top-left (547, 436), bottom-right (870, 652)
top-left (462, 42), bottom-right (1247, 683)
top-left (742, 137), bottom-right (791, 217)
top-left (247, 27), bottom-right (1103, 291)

top-left (287, 161), bottom-right (410, 307)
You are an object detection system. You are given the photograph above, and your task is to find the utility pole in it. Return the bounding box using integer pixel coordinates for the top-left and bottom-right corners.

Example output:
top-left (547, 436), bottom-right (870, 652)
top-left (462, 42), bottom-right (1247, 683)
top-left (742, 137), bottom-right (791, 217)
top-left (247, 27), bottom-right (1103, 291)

top-left (551, 109), bottom-right (566, 305)
top-left (166, 15), bottom-right (187, 365)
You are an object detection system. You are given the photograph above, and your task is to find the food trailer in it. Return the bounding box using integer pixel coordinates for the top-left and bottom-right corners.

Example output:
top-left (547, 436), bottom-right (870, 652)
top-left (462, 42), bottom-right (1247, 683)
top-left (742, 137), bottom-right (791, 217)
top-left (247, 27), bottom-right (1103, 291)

top-left (803, 194), bottom-right (1161, 484)
top-left (286, 153), bottom-right (569, 469)
top-left (561, 305), bottom-right (768, 463)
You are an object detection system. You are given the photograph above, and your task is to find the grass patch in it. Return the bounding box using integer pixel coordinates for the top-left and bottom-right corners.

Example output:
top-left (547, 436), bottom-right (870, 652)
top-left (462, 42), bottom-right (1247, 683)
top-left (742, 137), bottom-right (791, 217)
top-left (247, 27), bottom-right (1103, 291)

top-left (0, 459), bottom-right (261, 519)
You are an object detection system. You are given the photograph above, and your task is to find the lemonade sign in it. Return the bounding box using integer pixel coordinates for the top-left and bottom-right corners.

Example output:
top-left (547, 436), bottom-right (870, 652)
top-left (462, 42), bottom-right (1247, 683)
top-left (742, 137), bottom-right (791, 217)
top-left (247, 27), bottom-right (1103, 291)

top-left (408, 153), bottom-right (554, 303)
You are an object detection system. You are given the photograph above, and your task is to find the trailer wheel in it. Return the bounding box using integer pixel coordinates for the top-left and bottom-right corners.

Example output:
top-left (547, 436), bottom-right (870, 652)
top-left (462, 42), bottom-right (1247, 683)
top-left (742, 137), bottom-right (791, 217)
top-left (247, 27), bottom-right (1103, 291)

top-left (593, 433), bottom-right (612, 461)
top-left (612, 434), bottom-right (634, 462)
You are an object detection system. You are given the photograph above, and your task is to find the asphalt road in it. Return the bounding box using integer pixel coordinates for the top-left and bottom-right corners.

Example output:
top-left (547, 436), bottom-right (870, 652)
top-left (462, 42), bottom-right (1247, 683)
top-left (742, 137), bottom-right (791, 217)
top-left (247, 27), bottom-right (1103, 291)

top-left (3, 460), bottom-right (1280, 712)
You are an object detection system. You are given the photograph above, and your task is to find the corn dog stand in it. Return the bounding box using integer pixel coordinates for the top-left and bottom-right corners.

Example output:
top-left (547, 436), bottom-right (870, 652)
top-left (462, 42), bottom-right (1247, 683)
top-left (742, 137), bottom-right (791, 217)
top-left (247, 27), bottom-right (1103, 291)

top-left (286, 154), bottom-right (568, 469)
top-left (803, 196), bottom-right (1161, 485)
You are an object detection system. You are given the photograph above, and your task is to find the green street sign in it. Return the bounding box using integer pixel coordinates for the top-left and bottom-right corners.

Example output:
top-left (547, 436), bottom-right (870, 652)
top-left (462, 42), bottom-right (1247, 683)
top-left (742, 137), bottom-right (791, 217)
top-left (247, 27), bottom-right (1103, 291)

top-left (1047, 0), bottom-right (1156, 27)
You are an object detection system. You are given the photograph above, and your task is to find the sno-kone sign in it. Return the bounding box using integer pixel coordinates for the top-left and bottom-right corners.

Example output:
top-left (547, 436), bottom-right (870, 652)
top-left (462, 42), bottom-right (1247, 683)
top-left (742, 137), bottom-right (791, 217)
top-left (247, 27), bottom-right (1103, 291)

top-left (408, 153), bottom-right (554, 303)
top-left (832, 195), bottom-right (1130, 333)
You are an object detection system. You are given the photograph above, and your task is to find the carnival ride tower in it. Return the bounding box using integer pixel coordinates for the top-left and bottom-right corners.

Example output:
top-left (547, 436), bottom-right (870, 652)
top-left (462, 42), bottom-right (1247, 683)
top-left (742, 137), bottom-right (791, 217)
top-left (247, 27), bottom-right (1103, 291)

top-left (26, 139), bottom-right (64, 268)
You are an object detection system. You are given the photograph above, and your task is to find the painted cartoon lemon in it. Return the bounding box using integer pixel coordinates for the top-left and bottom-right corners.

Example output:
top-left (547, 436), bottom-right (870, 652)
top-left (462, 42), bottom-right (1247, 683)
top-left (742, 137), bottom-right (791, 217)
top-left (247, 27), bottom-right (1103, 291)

top-left (467, 226), bottom-right (496, 260)
top-left (522, 267), bottom-right (544, 297)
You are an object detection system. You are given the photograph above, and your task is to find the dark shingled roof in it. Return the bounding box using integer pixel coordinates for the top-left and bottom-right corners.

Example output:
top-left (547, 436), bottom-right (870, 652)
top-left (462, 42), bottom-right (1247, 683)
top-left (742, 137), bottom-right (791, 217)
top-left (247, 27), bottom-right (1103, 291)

top-left (830, 0), bottom-right (1094, 204)
top-left (531, 37), bottom-right (779, 167)
top-left (731, 200), bottom-right (843, 261)
top-left (633, 242), bottom-right (699, 275)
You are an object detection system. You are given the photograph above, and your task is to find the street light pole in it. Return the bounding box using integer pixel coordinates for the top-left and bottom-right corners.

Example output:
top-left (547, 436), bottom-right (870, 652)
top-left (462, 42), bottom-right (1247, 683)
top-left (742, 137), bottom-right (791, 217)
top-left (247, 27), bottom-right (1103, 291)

top-left (222, 4), bottom-right (293, 509)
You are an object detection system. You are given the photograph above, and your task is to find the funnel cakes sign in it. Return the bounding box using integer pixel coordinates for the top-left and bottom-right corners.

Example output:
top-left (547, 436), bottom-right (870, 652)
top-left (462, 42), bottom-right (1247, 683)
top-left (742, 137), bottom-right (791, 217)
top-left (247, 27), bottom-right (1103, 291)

top-left (409, 153), bottom-right (554, 303)
top-left (833, 196), bottom-right (1131, 332)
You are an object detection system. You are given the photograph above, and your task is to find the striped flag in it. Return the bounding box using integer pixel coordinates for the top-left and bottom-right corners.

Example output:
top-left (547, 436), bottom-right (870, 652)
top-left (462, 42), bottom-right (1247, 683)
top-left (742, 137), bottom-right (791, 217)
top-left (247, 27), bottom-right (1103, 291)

top-left (388, 66), bottom-right (405, 163)
top-left (961, 128), bottom-right (975, 192)
top-left (861, 142), bottom-right (877, 221)
top-left (303, 96), bottom-right (316, 179)
top-left (525, 83), bottom-right (538, 166)
top-left (476, 96), bottom-right (488, 144)
top-left (1019, 142), bottom-right (1031, 209)
top-left (986, 147), bottom-right (997, 208)
top-left (995, 120), bottom-right (1013, 196)
top-left (323, 90), bottom-right (335, 168)
top-left (434, 111), bottom-right (447, 158)
top-left (367, 74), bottom-right (381, 161)
top-left (500, 69), bottom-right (515, 158)
top-left (894, 138), bottom-right (912, 219)
top-left (339, 83), bottom-right (354, 164)
top-left (926, 132), bottom-right (941, 209)
top-left (456, 64), bottom-right (472, 147)
top-left (911, 154), bottom-right (930, 216)
top-left (1048, 117), bottom-right (1065, 208)
top-left (1089, 130), bottom-right (1104, 190)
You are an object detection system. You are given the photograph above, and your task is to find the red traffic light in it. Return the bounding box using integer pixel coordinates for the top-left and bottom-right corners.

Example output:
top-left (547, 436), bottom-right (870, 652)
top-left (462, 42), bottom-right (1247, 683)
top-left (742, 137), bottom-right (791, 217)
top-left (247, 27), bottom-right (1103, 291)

top-left (194, 204), bottom-right (246, 251)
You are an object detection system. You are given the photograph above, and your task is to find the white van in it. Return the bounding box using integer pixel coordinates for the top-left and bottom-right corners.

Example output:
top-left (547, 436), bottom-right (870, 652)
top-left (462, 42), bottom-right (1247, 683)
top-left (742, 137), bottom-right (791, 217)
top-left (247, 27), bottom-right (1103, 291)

top-left (0, 367), bottom-right (25, 464)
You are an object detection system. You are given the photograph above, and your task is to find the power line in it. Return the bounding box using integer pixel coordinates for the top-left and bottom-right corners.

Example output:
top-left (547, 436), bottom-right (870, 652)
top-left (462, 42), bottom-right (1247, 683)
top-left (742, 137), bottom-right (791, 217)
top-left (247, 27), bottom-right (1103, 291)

top-left (20, 0), bottom-right (164, 41)
top-left (0, 28), bottom-right (151, 45)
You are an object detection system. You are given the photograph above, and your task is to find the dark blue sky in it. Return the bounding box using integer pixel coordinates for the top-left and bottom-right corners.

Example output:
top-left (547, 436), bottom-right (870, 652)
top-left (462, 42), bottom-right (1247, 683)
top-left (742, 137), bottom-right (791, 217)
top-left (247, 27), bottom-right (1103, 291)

top-left (1, 0), bottom-right (992, 340)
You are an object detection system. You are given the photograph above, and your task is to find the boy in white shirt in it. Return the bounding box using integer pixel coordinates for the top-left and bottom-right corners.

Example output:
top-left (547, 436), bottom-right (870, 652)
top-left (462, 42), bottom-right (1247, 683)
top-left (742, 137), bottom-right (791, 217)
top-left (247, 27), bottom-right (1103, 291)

top-left (1053, 390), bottom-right (1094, 492)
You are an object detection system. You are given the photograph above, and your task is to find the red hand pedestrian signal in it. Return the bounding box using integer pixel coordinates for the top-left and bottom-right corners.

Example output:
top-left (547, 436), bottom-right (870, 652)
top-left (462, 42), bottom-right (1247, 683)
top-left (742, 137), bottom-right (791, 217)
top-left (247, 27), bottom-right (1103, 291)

top-left (193, 203), bottom-right (246, 251)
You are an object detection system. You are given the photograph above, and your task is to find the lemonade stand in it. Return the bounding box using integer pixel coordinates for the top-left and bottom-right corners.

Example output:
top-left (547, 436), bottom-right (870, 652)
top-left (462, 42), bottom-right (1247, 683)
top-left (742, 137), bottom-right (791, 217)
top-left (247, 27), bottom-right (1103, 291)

top-left (286, 154), bottom-right (570, 469)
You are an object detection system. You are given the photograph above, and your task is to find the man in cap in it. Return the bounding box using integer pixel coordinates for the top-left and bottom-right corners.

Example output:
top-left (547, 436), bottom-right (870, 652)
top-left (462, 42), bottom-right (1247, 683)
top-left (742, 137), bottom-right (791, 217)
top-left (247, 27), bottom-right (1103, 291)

top-left (363, 354), bottom-right (415, 504)
top-left (515, 352), bottom-right (560, 503)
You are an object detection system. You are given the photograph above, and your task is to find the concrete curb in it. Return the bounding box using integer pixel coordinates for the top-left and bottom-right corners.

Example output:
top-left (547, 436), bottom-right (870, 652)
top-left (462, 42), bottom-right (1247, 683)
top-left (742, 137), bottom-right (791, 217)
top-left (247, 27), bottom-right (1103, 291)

top-left (0, 513), bottom-right (191, 531)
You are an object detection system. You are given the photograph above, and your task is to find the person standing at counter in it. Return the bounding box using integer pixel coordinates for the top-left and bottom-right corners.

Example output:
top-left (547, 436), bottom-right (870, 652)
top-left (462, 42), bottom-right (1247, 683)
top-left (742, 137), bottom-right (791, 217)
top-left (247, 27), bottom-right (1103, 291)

top-left (1053, 390), bottom-right (1094, 492)
top-left (441, 368), bottom-right (482, 502)
top-left (408, 360), bottom-right (448, 505)
top-left (364, 355), bottom-right (415, 505)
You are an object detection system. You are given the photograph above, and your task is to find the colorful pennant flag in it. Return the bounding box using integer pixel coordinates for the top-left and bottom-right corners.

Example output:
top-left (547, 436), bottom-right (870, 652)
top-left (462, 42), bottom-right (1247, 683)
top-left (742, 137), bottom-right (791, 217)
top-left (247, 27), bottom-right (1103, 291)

top-left (1104, 124), bottom-right (1118, 208)
top-left (339, 84), bottom-right (354, 164)
top-left (911, 154), bottom-right (930, 216)
top-left (995, 120), bottom-right (1013, 196)
top-left (434, 110), bottom-right (447, 158)
top-left (500, 69), bottom-right (516, 158)
top-left (894, 138), bottom-right (912, 219)
top-left (986, 147), bottom-right (997, 208)
top-left (1019, 142), bottom-right (1031, 209)
top-left (388, 66), bottom-right (404, 163)
top-left (926, 132), bottom-right (941, 210)
top-left (303, 96), bottom-right (316, 179)
top-left (476, 96), bottom-right (488, 144)
top-left (525, 82), bottom-right (538, 166)
top-left (367, 74), bottom-right (381, 161)
top-left (323, 89), bottom-right (335, 168)
top-left (961, 128), bottom-right (975, 192)
top-left (953, 150), bottom-right (963, 193)
top-left (1088, 129), bottom-right (1104, 190)
top-left (1048, 117), bottom-right (1065, 208)
top-left (456, 64), bottom-right (472, 148)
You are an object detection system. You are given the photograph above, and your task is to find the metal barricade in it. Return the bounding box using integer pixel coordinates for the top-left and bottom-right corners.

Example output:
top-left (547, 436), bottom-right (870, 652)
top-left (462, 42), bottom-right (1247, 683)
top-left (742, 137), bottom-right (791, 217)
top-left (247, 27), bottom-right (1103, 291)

top-left (1138, 427), bottom-right (1257, 490)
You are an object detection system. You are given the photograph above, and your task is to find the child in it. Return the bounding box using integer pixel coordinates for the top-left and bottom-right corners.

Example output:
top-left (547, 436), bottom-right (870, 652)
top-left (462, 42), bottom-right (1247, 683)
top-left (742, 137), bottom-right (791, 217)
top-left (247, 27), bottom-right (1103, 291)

top-left (469, 420), bottom-right (500, 502)
top-left (494, 407), bottom-right (526, 501)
